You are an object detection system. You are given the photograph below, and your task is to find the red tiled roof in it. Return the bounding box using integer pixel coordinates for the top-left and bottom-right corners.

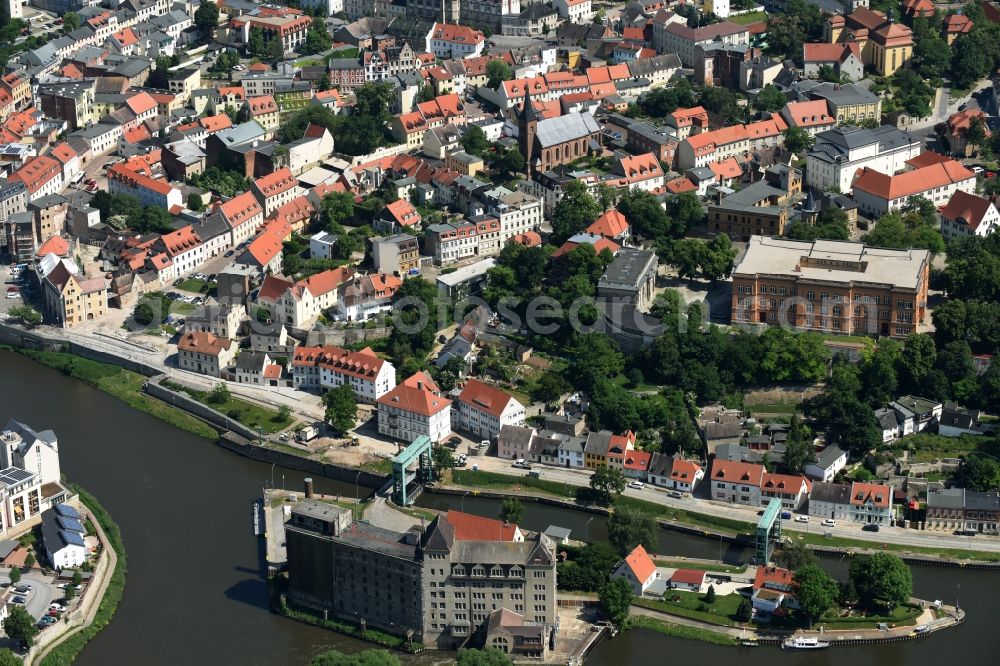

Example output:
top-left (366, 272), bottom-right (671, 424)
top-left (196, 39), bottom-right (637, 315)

top-left (35, 235), bottom-right (70, 258)
top-left (178, 331), bottom-right (232, 356)
top-left (850, 481), bottom-right (891, 508)
top-left (784, 99), bottom-right (833, 128)
top-left (50, 142), bottom-right (77, 164)
top-left (219, 192), bottom-right (263, 228)
top-left (126, 91), bottom-right (157, 116)
top-left (382, 198), bottom-right (421, 227)
top-left (254, 167), bottom-right (297, 198)
top-left (623, 544), bottom-right (657, 582)
top-left (429, 22), bottom-right (485, 46)
top-left (200, 114), bottom-right (233, 132)
top-left (446, 510), bottom-right (518, 541)
top-left (245, 218), bottom-right (291, 266)
top-left (377, 371), bottom-right (450, 417)
top-left (669, 458), bottom-right (701, 482)
top-left (587, 209), bottom-right (629, 238)
top-left (670, 568), bottom-right (706, 585)
top-left (10, 155), bottom-right (61, 193)
top-left (298, 267), bottom-right (355, 297)
top-left (711, 459), bottom-right (764, 485)
top-left (258, 273), bottom-right (299, 301)
top-left (247, 95), bottom-right (279, 115)
top-left (853, 159), bottom-right (975, 200)
top-left (709, 157), bottom-right (742, 180)
top-left (665, 176), bottom-right (697, 193)
top-left (458, 378), bottom-right (519, 418)
top-left (939, 190), bottom-right (995, 231)
top-left (761, 472), bottom-right (808, 492)
top-left (753, 566), bottom-right (794, 591)
top-left (624, 449), bottom-right (651, 472)
top-left (508, 231), bottom-right (541, 247)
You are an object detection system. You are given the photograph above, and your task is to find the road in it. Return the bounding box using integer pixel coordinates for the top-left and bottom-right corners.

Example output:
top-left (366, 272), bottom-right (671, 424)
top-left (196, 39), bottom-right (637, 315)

top-left (463, 452), bottom-right (1000, 555)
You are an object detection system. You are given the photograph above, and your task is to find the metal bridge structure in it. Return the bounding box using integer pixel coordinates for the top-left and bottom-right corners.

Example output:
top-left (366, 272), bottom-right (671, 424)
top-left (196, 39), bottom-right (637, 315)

top-left (756, 498), bottom-right (783, 565)
top-left (391, 435), bottom-right (434, 506)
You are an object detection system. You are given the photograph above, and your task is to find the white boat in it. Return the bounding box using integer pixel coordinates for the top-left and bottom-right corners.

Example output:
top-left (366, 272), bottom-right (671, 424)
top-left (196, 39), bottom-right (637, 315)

top-left (782, 637), bottom-right (830, 650)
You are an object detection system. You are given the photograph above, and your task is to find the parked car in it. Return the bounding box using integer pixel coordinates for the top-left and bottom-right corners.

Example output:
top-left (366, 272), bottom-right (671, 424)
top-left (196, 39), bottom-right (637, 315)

top-left (13, 584), bottom-right (31, 593)
top-left (668, 490), bottom-right (683, 499)
top-left (780, 511), bottom-right (792, 520)
top-left (794, 515), bottom-right (810, 523)
top-left (862, 524), bottom-right (880, 532)
top-left (954, 529), bottom-right (977, 536)
top-left (49, 604), bottom-right (67, 612)
top-left (512, 459), bottom-right (531, 470)
top-left (972, 166), bottom-right (985, 174)
top-left (627, 481), bottom-right (644, 490)
top-left (11, 596), bottom-right (26, 604)
top-left (821, 519), bottom-right (836, 527)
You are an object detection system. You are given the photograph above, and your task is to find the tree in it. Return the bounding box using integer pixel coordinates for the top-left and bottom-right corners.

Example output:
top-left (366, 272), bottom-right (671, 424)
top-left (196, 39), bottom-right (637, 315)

top-left (599, 577), bottom-right (633, 628)
top-left (957, 454), bottom-right (1000, 491)
top-left (187, 193), bottom-right (204, 211)
top-left (589, 465), bottom-right (626, 506)
top-left (699, 86), bottom-right (740, 121)
top-left (310, 649), bottom-right (400, 666)
top-left (432, 445), bottom-right (455, 479)
top-left (753, 85), bottom-right (786, 114)
top-left (461, 125), bottom-right (492, 157)
top-left (705, 584), bottom-right (716, 604)
top-left (247, 26), bottom-right (265, 57)
top-left (267, 35), bottom-right (284, 62)
top-left (494, 146), bottom-right (525, 178)
top-left (302, 18), bottom-right (332, 55)
top-left (318, 72), bottom-right (332, 91)
top-left (735, 597), bottom-right (753, 623)
top-left (777, 539), bottom-right (816, 571)
top-left (8, 305), bottom-right (42, 328)
top-left (24, 553), bottom-right (33, 569)
top-left (912, 31), bottom-right (950, 80)
top-left (456, 648), bottom-right (513, 666)
top-left (276, 405), bottom-right (292, 422)
top-left (207, 383), bottom-right (231, 404)
top-left (785, 207), bottom-right (851, 241)
top-left (669, 239), bottom-right (706, 282)
top-left (567, 333), bottom-right (624, 392)
top-left (8, 567), bottom-right (19, 584)
top-left (795, 564), bottom-right (840, 626)
top-left (849, 552), bottom-right (912, 610)
top-left (320, 191), bottom-right (355, 231)
top-left (531, 370), bottom-right (570, 405)
top-left (817, 64), bottom-right (841, 83)
top-left (607, 506), bottom-right (657, 556)
top-left (62, 12), bottom-right (81, 33)
top-left (194, 1), bottom-right (219, 36)
top-left (72, 569), bottom-right (83, 587)
top-left (550, 180), bottom-right (601, 243)
top-left (500, 498), bottom-right (523, 525)
top-left (783, 126), bottom-right (815, 154)
top-left (805, 361), bottom-right (881, 458)
top-left (387, 277), bottom-right (439, 364)
top-left (3, 606), bottom-right (37, 648)
top-left (783, 415), bottom-right (816, 475)
top-left (322, 384), bottom-right (357, 434)
top-left (486, 60), bottom-right (513, 89)
top-left (700, 233), bottom-right (736, 282)
top-left (64, 585), bottom-right (76, 601)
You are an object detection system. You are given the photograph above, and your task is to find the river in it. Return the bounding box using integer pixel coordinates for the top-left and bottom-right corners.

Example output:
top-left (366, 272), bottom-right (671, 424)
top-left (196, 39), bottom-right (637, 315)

top-left (0, 350), bottom-right (991, 665)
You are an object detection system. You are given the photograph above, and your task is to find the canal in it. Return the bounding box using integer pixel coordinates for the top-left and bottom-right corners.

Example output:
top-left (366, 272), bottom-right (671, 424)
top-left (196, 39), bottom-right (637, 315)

top-left (0, 350), bottom-right (991, 665)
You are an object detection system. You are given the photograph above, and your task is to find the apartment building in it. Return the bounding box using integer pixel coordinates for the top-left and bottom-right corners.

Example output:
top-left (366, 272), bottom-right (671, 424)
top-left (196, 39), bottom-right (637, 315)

top-left (731, 236), bottom-right (930, 338)
top-left (371, 234), bottom-right (420, 276)
top-left (251, 167), bottom-right (299, 217)
top-left (377, 372), bottom-right (453, 443)
top-left (424, 221), bottom-right (479, 265)
top-left (926, 488), bottom-right (999, 534)
top-left (292, 345), bottom-right (396, 403)
top-left (10, 156), bottom-right (64, 202)
top-left (676, 124), bottom-right (750, 170)
top-left (215, 191), bottom-right (265, 246)
top-left (708, 165), bottom-right (802, 239)
top-left (107, 163), bottom-right (183, 211)
top-left (177, 330), bottom-right (237, 377)
top-left (939, 190), bottom-right (1000, 241)
top-left (657, 21), bottom-right (749, 66)
top-left (42, 262), bottom-right (107, 329)
top-left (454, 378), bottom-right (526, 440)
top-left (852, 154), bottom-right (976, 217)
top-left (425, 22), bottom-right (485, 60)
top-left (0, 420), bottom-right (69, 537)
top-left (805, 125), bottom-right (922, 193)
top-left (709, 460), bottom-right (764, 506)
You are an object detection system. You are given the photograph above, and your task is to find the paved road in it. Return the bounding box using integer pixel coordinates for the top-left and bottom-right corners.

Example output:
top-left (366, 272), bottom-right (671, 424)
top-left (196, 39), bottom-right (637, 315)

top-left (1, 570), bottom-right (57, 620)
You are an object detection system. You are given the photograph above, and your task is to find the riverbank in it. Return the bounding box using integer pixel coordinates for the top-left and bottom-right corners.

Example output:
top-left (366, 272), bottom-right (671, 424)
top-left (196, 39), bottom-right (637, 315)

top-left (32, 485), bottom-right (126, 666)
top-left (436, 474), bottom-right (1000, 565)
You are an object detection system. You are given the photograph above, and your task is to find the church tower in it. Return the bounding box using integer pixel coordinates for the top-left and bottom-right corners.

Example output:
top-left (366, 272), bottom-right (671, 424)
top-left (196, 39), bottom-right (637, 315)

top-left (517, 87), bottom-right (542, 178)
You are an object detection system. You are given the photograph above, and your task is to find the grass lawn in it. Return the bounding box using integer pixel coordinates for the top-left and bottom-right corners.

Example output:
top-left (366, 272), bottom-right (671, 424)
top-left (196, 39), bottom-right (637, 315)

top-left (359, 458), bottom-right (393, 475)
top-left (169, 301), bottom-right (196, 316)
top-left (745, 401), bottom-right (800, 414)
top-left (626, 615), bottom-right (738, 646)
top-left (817, 603), bottom-right (921, 629)
top-left (634, 591), bottom-right (744, 627)
top-left (175, 278), bottom-right (213, 294)
top-left (820, 333), bottom-right (876, 345)
top-left (169, 384), bottom-right (292, 434)
top-left (653, 559), bottom-right (747, 574)
top-left (612, 373), bottom-right (661, 392)
top-left (728, 10), bottom-right (767, 24)
top-left (890, 432), bottom-right (998, 463)
top-left (795, 531), bottom-right (1000, 562)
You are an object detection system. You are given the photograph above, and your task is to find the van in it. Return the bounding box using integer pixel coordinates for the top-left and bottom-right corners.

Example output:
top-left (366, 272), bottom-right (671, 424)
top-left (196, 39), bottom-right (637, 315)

top-left (527, 471), bottom-right (540, 479)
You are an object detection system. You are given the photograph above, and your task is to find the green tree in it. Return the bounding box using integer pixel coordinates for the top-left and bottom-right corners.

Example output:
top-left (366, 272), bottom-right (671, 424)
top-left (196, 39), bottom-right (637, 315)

top-left (186, 193), bottom-right (204, 212)
top-left (795, 564), bottom-right (840, 626)
top-left (500, 498), bottom-right (523, 525)
top-left (607, 506), bottom-right (657, 556)
top-left (72, 569), bottom-right (83, 587)
top-left (599, 577), bottom-right (633, 628)
top-left (777, 539), bottom-right (816, 571)
top-left (8, 567), bottom-right (19, 584)
top-left (415, 84), bottom-right (436, 103)
top-left (62, 12), bottom-right (81, 33)
top-left (531, 370), bottom-right (570, 405)
top-left (957, 454), bottom-right (1000, 491)
top-left (8, 305), bottom-right (42, 328)
top-left (461, 125), bottom-right (492, 157)
top-left (194, 1), bottom-right (219, 36)
top-left (207, 383), bottom-right (231, 404)
top-left (247, 26), bottom-right (265, 57)
top-left (267, 35), bottom-right (284, 62)
top-left (276, 404), bottom-right (292, 422)
top-left (24, 553), bottom-right (34, 569)
top-left (551, 180), bottom-right (601, 243)
top-left (494, 146), bottom-right (526, 178)
top-left (318, 72), bottom-right (332, 91)
top-left (785, 207), bottom-right (851, 241)
top-left (3, 606), bottom-right (37, 648)
top-left (320, 191), bottom-right (355, 231)
top-left (589, 465), bottom-right (627, 506)
top-left (753, 84), bottom-right (786, 114)
top-left (705, 584), bottom-right (716, 604)
top-left (387, 277), bottom-right (439, 364)
top-left (310, 649), bottom-right (400, 666)
top-left (567, 333), bottom-right (624, 392)
top-left (782, 415), bottom-right (816, 475)
top-left (816, 64), bottom-right (841, 83)
top-left (670, 238), bottom-right (706, 282)
top-left (735, 597), bottom-right (753, 622)
top-left (456, 648), bottom-right (512, 666)
top-left (322, 384), bottom-right (357, 434)
top-left (700, 233), bottom-right (736, 282)
top-left (699, 86), bottom-right (740, 121)
top-left (303, 18), bottom-right (332, 55)
top-left (486, 60), bottom-right (513, 88)
top-left (432, 445), bottom-right (455, 479)
top-left (783, 126), bottom-right (815, 154)
top-left (64, 585), bottom-right (76, 601)
top-left (849, 552), bottom-right (912, 610)
top-left (805, 360), bottom-right (881, 458)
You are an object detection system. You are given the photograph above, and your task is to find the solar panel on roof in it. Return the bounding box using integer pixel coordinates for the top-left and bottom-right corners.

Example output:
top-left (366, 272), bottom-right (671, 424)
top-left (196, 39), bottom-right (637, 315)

top-left (0, 467), bottom-right (34, 486)
top-left (54, 503), bottom-right (80, 518)
top-left (60, 530), bottom-right (85, 548)
top-left (56, 516), bottom-right (85, 533)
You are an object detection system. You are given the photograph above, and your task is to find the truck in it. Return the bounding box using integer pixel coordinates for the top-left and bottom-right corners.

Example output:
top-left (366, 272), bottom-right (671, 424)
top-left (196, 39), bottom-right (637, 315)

top-left (297, 425), bottom-right (319, 442)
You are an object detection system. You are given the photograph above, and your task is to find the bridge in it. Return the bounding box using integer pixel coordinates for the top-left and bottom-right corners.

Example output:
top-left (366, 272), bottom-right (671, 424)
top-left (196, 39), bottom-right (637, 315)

top-left (391, 435), bottom-right (434, 506)
top-left (756, 498), bottom-right (783, 565)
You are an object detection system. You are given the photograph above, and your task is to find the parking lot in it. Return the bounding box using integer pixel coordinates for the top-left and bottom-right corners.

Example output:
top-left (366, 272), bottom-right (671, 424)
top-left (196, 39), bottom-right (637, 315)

top-left (0, 568), bottom-right (77, 630)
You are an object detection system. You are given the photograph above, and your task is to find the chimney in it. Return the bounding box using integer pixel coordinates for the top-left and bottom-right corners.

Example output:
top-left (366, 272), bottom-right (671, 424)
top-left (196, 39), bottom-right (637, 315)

top-left (304, 477), bottom-right (314, 499)
top-left (417, 380), bottom-right (424, 390)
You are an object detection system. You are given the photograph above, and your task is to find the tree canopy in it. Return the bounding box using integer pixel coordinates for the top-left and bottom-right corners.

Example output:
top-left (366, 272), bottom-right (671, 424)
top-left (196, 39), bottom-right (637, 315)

top-left (848, 552), bottom-right (912, 610)
top-left (607, 506), bottom-right (657, 556)
top-left (795, 564), bottom-right (840, 626)
top-left (311, 649), bottom-right (400, 666)
top-left (322, 385), bottom-right (357, 434)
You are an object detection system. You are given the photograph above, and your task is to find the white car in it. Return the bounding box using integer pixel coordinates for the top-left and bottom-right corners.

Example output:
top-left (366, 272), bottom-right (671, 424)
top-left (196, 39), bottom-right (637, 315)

top-left (794, 515), bottom-right (810, 523)
top-left (627, 481), bottom-right (644, 490)
top-left (821, 519), bottom-right (836, 528)
top-left (972, 166), bottom-right (985, 174)
top-left (48, 604), bottom-right (67, 612)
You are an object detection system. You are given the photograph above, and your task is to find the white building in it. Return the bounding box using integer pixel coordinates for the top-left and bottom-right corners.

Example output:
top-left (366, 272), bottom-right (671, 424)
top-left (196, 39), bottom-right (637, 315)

top-left (610, 545), bottom-right (659, 595)
top-left (377, 372), bottom-right (453, 443)
top-left (454, 378), bottom-right (526, 440)
top-left (553, 0), bottom-right (594, 23)
top-left (759, 472), bottom-right (811, 511)
top-left (809, 481), bottom-right (893, 526)
top-left (939, 190), bottom-right (1000, 241)
top-left (41, 504), bottom-right (87, 570)
top-left (709, 460), bottom-right (763, 506)
top-left (805, 125), bottom-right (922, 194)
top-left (0, 420), bottom-right (70, 539)
top-left (647, 454), bottom-right (704, 493)
top-left (804, 445), bottom-right (848, 482)
top-left (425, 23), bottom-right (485, 60)
top-left (852, 156), bottom-right (977, 218)
top-left (291, 345), bottom-right (396, 404)
top-left (310, 230), bottom-right (339, 260)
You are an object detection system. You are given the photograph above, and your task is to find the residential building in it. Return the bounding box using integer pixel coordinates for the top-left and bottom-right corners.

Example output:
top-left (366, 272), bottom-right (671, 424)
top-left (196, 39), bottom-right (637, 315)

top-left (939, 403), bottom-right (989, 438)
top-left (42, 262), bottom-right (107, 329)
top-left (587, 209), bottom-right (630, 245)
top-left (436, 257), bottom-right (495, 299)
top-left (807, 481), bottom-right (851, 522)
top-left (107, 162), bottom-right (182, 212)
top-left (804, 445), bottom-right (848, 482)
top-left (730, 236), bottom-right (931, 338)
top-left (939, 190), bottom-right (1000, 241)
top-left (669, 569), bottom-right (706, 592)
top-left (292, 345), bottom-right (396, 403)
top-left (805, 125), bottom-right (922, 193)
top-left (216, 191), bottom-right (265, 246)
top-left (425, 23), bottom-right (485, 59)
top-left (657, 21), bottom-right (749, 67)
top-left (454, 378), bottom-right (526, 440)
top-left (708, 165), bottom-right (802, 239)
top-left (927, 488), bottom-right (1000, 534)
top-left (553, 0), bottom-right (593, 23)
top-left (802, 43), bottom-right (863, 82)
top-left (889, 395), bottom-right (943, 436)
top-left (40, 504), bottom-right (86, 569)
top-left (377, 372), bottom-right (452, 443)
top-left (709, 459), bottom-right (764, 506)
top-left (646, 454), bottom-right (703, 493)
top-left (10, 155), bottom-right (64, 202)
top-left (780, 99), bottom-right (836, 136)
top-left (852, 155), bottom-right (976, 217)
top-left (244, 94), bottom-right (281, 132)
top-left (251, 167), bottom-right (299, 217)
top-left (675, 124), bottom-right (749, 170)
top-left (309, 231), bottom-right (339, 260)
top-left (424, 221), bottom-right (479, 265)
top-left (497, 424), bottom-right (537, 460)
top-left (375, 199), bottom-right (422, 234)
top-left (371, 234), bottom-right (420, 276)
top-left (337, 272), bottom-right (401, 321)
top-left (176, 330), bottom-right (237, 377)
top-left (610, 544), bottom-right (658, 595)
top-left (664, 106), bottom-right (709, 140)
top-left (184, 299), bottom-right (245, 340)
top-left (759, 472), bottom-right (811, 511)
top-left (944, 109), bottom-right (990, 158)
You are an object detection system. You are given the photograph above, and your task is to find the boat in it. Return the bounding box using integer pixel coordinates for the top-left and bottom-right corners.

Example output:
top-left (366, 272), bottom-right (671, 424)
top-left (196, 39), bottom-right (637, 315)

top-left (782, 637), bottom-right (830, 650)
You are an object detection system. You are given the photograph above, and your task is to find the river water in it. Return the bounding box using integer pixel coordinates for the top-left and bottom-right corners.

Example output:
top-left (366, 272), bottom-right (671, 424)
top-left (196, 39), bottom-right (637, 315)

top-left (0, 350), bottom-right (992, 665)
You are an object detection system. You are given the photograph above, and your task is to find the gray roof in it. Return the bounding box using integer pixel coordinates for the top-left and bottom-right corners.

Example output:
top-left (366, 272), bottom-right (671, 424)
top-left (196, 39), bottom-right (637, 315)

top-left (166, 139), bottom-right (206, 165)
top-left (214, 121), bottom-right (266, 146)
top-left (808, 125), bottom-right (919, 164)
top-left (236, 351), bottom-right (269, 372)
top-left (291, 498), bottom-right (352, 522)
top-left (714, 443), bottom-right (750, 461)
top-left (891, 395), bottom-right (940, 419)
top-left (627, 53), bottom-right (682, 78)
top-left (964, 491), bottom-right (1000, 511)
top-left (813, 445), bottom-right (847, 468)
top-left (554, 435), bottom-right (585, 454)
top-left (598, 248), bottom-right (657, 290)
top-left (543, 525), bottom-right (572, 540)
top-left (535, 112), bottom-right (601, 149)
top-left (927, 488), bottom-right (965, 510)
top-left (334, 520), bottom-right (421, 560)
top-left (874, 407), bottom-right (898, 431)
top-left (584, 431), bottom-right (612, 456)
top-left (498, 424), bottom-right (535, 452)
top-left (940, 403), bottom-right (981, 430)
top-left (810, 481), bottom-right (852, 505)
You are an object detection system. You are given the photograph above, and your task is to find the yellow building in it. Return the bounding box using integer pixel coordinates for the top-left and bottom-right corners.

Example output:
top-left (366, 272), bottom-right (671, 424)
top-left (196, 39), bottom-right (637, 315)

top-left (871, 24), bottom-right (913, 76)
top-left (43, 262), bottom-right (108, 329)
top-left (444, 150), bottom-right (485, 176)
top-left (823, 7), bottom-right (913, 76)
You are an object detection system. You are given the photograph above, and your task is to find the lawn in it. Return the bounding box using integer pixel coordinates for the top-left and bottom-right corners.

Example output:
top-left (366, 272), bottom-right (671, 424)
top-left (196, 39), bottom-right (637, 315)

top-left (745, 401), bottom-right (801, 414)
top-left (634, 591), bottom-right (744, 627)
top-left (817, 603), bottom-right (921, 629)
top-left (653, 559), bottom-right (747, 574)
top-left (626, 615), bottom-right (738, 646)
top-left (359, 458), bottom-right (393, 475)
top-left (728, 10), bottom-right (767, 25)
top-left (167, 383), bottom-right (292, 434)
top-left (796, 531), bottom-right (1000, 562)
top-left (175, 278), bottom-right (214, 294)
top-left (889, 432), bottom-right (998, 463)
top-left (169, 300), bottom-right (196, 315)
